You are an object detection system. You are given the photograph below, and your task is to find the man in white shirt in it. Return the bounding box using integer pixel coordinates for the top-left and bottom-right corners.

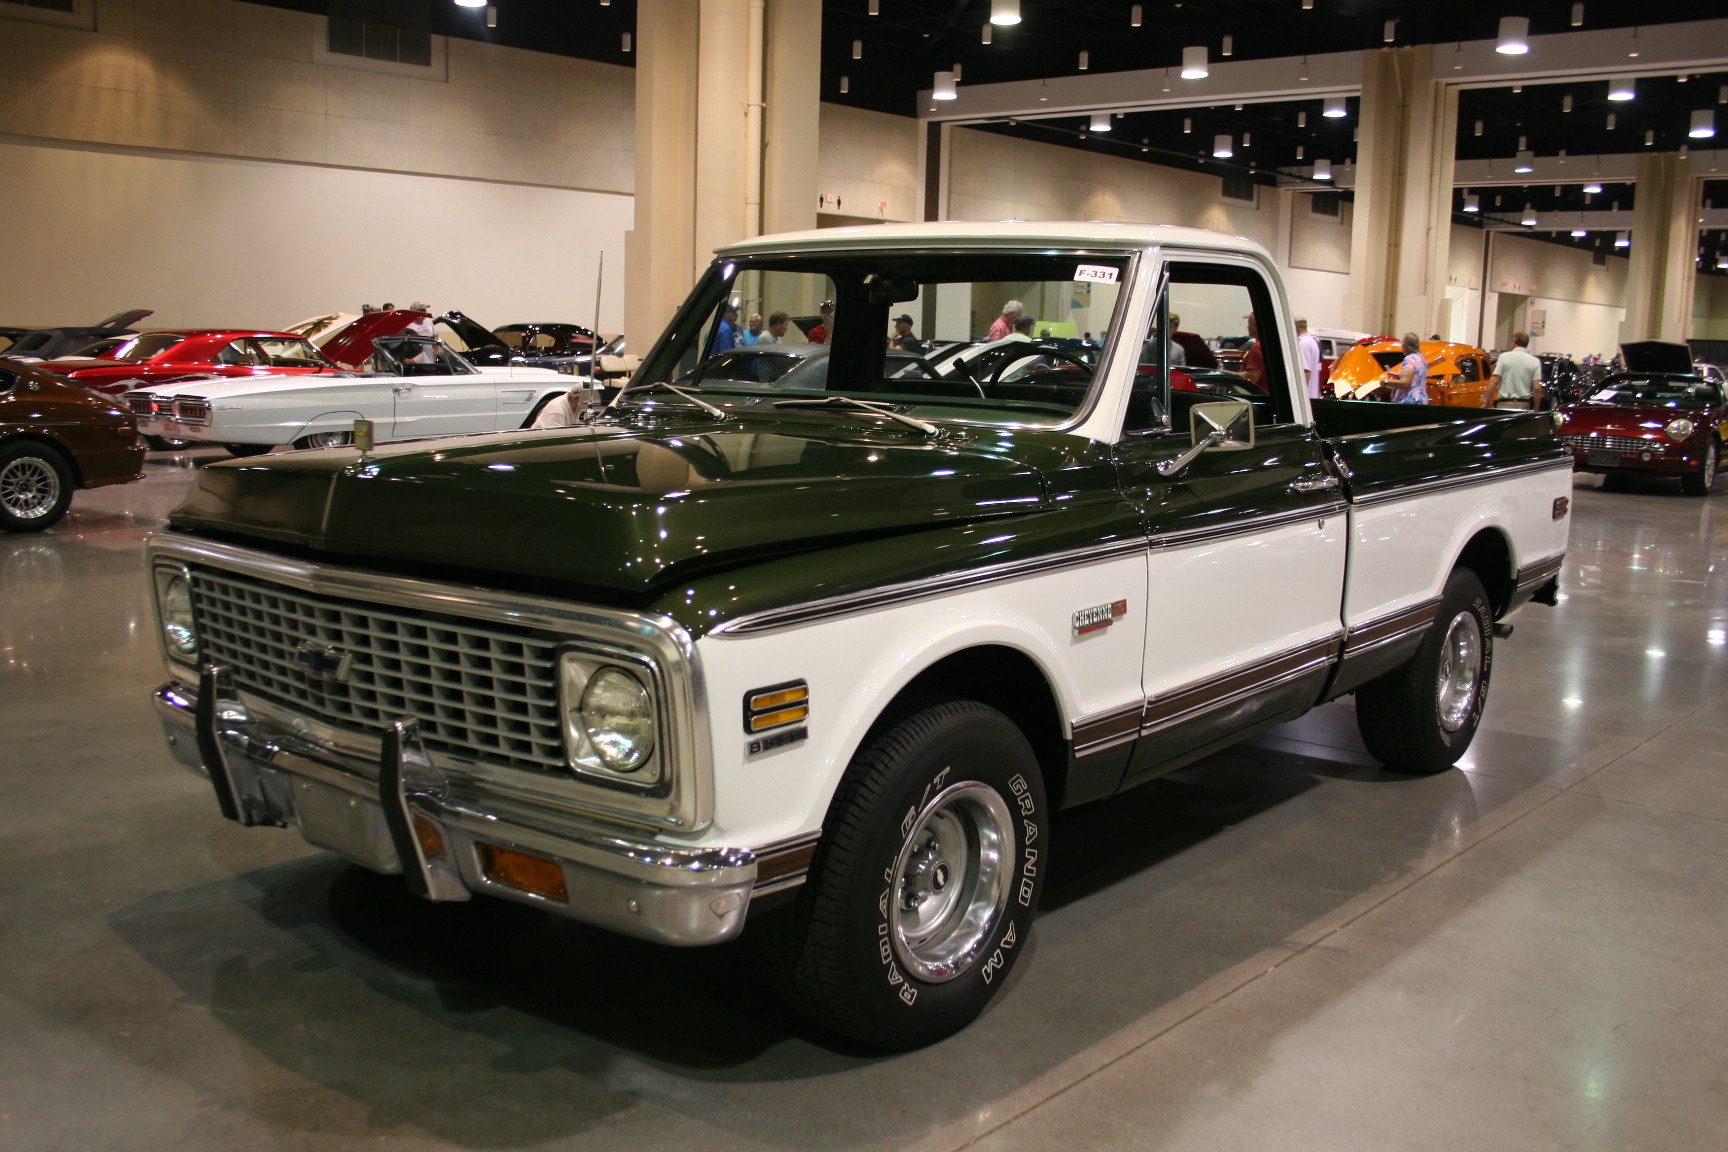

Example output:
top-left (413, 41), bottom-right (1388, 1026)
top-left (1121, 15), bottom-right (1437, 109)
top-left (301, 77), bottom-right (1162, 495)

top-left (756, 312), bottom-right (789, 345)
top-left (1487, 331), bottom-right (1543, 408)
top-left (1295, 317), bottom-right (1322, 399)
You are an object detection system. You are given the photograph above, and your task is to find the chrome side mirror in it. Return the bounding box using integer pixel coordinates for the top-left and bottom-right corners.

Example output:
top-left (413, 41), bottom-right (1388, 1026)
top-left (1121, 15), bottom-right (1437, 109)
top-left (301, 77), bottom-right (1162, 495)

top-left (1157, 399), bottom-right (1255, 478)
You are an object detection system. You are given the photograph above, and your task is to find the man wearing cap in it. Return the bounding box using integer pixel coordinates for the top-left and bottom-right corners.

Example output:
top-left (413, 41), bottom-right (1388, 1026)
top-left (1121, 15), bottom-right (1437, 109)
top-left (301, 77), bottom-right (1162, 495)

top-left (1295, 317), bottom-right (1322, 398)
top-left (889, 314), bottom-right (920, 352)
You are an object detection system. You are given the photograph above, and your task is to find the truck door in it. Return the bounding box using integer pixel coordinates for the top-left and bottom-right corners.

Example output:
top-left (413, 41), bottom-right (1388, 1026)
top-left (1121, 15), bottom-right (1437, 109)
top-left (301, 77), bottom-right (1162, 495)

top-left (1112, 260), bottom-right (1349, 784)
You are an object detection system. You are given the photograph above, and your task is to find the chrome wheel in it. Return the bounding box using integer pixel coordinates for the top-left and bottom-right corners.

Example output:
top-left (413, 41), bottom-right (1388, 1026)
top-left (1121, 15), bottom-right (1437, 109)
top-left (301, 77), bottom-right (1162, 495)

top-left (0, 455), bottom-right (61, 521)
top-left (890, 781), bottom-right (1013, 983)
top-left (1436, 610), bottom-right (1484, 732)
top-left (295, 431), bottom-right (353, 450)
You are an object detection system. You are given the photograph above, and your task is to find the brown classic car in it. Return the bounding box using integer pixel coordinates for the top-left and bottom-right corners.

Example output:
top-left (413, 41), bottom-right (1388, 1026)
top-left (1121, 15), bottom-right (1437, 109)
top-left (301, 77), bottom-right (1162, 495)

top-left (1328, 338), bottom-right (1497, 407)
top-left (0, 362), bottom-right (145, 532)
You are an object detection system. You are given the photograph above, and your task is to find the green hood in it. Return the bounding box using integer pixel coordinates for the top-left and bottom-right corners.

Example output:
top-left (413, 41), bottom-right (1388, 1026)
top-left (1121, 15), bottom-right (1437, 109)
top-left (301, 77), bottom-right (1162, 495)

top-left (169, 418), bottom-right (1079, 597)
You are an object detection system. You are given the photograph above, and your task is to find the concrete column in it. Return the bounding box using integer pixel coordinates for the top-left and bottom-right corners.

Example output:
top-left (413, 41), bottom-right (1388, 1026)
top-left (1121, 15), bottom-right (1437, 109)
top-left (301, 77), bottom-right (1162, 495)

top-left (1344, 47), bottom-right (1457, 338)
top-left (626, 0), bottom-right (822, 341)
top-left (625, 0), bottom-right (699, 344)
top-left (761, 0), bottom-right (821, 236)
top-left (1619, 152), bottom-right (1699, 343)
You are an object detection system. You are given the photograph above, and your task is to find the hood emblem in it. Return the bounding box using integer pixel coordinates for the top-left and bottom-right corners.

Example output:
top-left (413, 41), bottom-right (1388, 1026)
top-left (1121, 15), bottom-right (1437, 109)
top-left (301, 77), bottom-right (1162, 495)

top-left (294, 641), bottom-right (353, 683)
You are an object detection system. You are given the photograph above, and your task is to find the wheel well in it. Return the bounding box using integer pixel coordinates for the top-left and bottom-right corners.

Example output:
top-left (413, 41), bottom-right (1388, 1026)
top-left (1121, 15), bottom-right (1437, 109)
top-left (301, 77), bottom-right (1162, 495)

top-left (874, 645), bottom-right (1070, 808)
top-left (1455, 528), bottom-right (1514, 616)
top-left (0, 434), bottom-right (81, 488)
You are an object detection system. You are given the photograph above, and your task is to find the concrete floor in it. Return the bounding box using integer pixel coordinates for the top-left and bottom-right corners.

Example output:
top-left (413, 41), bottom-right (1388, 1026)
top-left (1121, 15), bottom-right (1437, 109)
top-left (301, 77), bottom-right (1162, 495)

top-left (4, 447), bottom-right (1726, 1151)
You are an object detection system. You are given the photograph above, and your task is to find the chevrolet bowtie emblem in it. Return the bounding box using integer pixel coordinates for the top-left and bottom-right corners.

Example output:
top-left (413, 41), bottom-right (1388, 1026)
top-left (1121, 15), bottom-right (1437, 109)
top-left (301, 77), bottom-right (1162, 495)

top-left (294, 641), bottom-right (353, 683)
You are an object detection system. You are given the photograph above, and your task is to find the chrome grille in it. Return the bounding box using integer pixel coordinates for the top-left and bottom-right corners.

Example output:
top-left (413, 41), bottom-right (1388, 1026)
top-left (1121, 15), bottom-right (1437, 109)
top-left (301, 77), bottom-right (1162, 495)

top-left (1561, 433), bottom-right (1660, 455)
top-left (127, 394), bottom-right (156, 417)
top-left (189, 567), bottom-right (566, 774)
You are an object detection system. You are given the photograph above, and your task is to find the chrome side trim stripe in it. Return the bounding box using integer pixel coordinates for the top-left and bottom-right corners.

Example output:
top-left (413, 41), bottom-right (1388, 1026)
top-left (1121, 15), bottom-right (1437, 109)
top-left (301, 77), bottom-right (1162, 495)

top-left (750, 831), bottom-right (821, 894)
top-left (1349, 458), bottom-right (1571, 508)
top-left (1153, 502), bottom-right (1347, 550)
top-left (1515, 552), bottom-right (1566, 591)
top-left (1071, 701), bottom-right (1145, 756)
top-left (711, 536), bottom-right (1147, 637)
top-left (1138, 635), bottom-right (1342, 736)
top-left (1342, 599), bottom-right (1441, 657)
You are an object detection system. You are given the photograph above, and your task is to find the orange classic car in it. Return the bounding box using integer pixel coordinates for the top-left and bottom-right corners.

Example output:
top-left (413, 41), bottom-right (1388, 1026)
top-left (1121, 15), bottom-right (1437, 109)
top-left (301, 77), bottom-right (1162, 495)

top-left (1328, 338), bottom-right (1497, 407)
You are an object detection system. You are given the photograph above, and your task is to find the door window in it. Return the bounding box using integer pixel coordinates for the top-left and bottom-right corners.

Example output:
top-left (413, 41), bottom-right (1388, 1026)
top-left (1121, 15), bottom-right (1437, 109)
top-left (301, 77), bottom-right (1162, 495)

top-left (1126, 263), bottom-right (1295, 434)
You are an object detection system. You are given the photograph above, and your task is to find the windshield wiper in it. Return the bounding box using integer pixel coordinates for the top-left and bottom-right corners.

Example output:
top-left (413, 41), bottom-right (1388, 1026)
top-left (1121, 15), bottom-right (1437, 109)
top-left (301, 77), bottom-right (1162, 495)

top-left (772, 394), bottom-right (939, 435)
top-left (611, 379), bottom-right (731, 421)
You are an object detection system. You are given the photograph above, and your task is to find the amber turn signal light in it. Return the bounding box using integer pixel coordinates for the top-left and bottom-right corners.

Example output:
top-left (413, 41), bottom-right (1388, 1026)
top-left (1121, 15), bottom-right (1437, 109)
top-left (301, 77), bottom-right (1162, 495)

top-left (477, 843), bottom-right (569, 902)
top-left (745, 680), bottom-right (809, 733)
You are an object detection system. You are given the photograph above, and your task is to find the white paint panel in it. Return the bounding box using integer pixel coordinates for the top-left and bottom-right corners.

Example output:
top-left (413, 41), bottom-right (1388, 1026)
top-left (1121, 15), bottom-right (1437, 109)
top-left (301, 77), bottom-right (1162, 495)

top-left (1142, 517), bottom-right (1348, 697)
top-left (689, 555), bottom-right (1148, 850)
top-left (1344, 468), bottom-right (1572, 628)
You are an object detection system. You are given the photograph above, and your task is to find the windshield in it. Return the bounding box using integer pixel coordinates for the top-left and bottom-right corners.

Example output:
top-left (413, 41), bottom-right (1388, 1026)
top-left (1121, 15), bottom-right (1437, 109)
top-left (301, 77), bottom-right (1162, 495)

top-left (628, 251), bottom-right (1133, 429)
top-left (1590, 378), bottom-right (1722, 408)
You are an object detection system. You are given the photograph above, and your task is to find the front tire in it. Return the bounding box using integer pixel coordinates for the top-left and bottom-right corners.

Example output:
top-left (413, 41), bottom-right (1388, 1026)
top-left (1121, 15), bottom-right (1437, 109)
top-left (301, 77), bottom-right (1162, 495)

top-left (1682, 439), bottom-right (1718, 496)
top-left (762, 700), bottom-right (1046, 1050)
top-left (1357, 568), bottom-right (1494, 774)
top-left (0, 442), bottom-right (74, 532)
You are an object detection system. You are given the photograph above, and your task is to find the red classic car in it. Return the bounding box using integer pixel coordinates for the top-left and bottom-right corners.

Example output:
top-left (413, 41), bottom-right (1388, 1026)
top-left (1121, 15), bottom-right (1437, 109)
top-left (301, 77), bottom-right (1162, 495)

top-left (1556, 341), bottom-right (1726, 495)
top-left (0, 361), bottom-right (145, 531)
top-left (50, 330), bottom-right (342, 395)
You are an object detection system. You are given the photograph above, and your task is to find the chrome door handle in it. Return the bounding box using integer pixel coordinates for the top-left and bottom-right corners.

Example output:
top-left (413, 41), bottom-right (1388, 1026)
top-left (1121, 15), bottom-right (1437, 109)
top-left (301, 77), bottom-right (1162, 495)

top-left (1289, 473), bottom-right (1340, 492)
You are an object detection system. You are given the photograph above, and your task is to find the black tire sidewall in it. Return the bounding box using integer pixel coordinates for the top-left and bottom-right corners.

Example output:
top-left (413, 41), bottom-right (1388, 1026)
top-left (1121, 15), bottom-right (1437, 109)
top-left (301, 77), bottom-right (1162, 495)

top-left (1429, 572), bottom-right (1493, 755)
top-left (0, 442), bottom-right (74, 532)
top-left (812, 702), bottom-right (1046, 1048)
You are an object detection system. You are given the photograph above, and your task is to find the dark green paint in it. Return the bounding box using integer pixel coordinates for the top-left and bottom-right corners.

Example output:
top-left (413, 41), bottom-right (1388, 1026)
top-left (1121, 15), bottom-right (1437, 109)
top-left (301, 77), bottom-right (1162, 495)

top-left (1312, 400), bottom-right (1569, 498)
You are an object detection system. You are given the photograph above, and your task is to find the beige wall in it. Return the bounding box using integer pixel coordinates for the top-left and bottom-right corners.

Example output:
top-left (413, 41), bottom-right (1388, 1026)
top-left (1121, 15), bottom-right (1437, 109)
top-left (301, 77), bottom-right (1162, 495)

top-left (0, 0), bottom-right (634, 192)
top-left (1694, 275), bottom-right (1728, 341)
top-left (817, 103), bottom-right (920, 224)
top-left (0, 138), bottom-right (632, 330)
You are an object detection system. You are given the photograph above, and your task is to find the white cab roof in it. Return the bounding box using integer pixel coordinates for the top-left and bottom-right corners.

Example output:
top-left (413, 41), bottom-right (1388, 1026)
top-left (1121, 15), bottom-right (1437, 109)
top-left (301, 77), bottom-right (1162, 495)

top-left (718, 219), bottom-right (1272, 260)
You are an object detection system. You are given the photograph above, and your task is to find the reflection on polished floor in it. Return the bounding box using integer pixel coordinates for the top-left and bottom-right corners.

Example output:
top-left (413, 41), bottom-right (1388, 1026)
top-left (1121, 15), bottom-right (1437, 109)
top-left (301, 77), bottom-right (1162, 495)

top-left (3, 448), bottom-right (1726, 1151)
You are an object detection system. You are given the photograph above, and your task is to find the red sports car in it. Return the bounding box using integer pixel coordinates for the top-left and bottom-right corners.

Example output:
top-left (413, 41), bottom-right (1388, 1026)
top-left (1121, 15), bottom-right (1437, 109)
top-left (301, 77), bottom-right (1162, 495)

top-left (1556, 341), bottom-right (1727, 496)
top-left (50, 330), bottom-right (342, 395)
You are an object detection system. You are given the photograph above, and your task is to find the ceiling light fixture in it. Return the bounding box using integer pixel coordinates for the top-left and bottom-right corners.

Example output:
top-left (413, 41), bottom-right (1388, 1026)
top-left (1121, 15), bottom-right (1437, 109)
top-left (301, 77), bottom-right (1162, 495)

top-left (1161, 67), bottom-right (1171, 92)
top-left (1474, 119), bottom-right (1484, 136)
top-left (852, 39), bottom-right (862, 59)
top-left (485, 4), bottom-right (496, 26)
top-left (1463, 193), bottom-right (1480, 212)
top-left (1182, 46), bottom-right (1208, 79)
top-left (1572, 228), bottom-right (1588, 238)
top-left (1571, 3), bottom-right (1584, 25)
top-left (1453, 42), bottom-right (1464, 70)
top-left (620, 30), bottom-right (630, 50)
top-left (990, 0), bottom-right (1020, 26)
top-left (1222, 35), bottom-right (1234, 57)
top-left (1242, 132), bottom-right (1251, 147)
top-left (1563, 94), bottom-right (1573, 113)
top-left (1184, 117), bottom-right (1192, 133)
top-left (1298, 111), bottom-right (1308, 128)
top-left (1313, 158), bottom-right (1332, 180)
top-left (1719, 85), bottom-right (1727, 104)
top-left (1090, 112), bottom-right (1111, 131)
top-left (1496, 17), bottom-right (1530, 54)
top-left (1615, 231), bottom-right (1630, 247)
top-left (1131, 4), bottom-right (1142, 27)
top-left (1515, 150), bottom-right (1534, 173)
top-left (1644, 130), bottom-right (1654, 146)
top-left (981, 23), bottom-right (992, 43)
top-left (1584, 180), bottom-right (1602, 194)
top-left (840, 76), bottom-right (849, 93)
top-left (1324, 97), bottom-right (1347, 119)
top-left (933, 71), bottom-right (957, 100)
top-left (1608, 77), bottom-right (1634, 101)
top-left (1383, 19), bottom-right (1396, 43)
top-left (1302, 0), bottom-right (1313, 8)
top-left (1606, 113), bottom-right (1616, 129)
top-left (1522, 205), bottom-right (1539, 226)
top-left (1692, 110), bottom-right (1717, 139)
top-left (1213, 134), bottom-right (1233, 158)
top-left (868, 0), bottom-right (879, 13)
top-left (1299, 55), bottom-right (1310, 81)
top-left (1039, 79), bottom-right (1049, 101)
top-left (1296, 145), bottom-right (1305, 160)
top-left (454, 0), bottom-right (483, 6)
top-left (1078, 49), bottom-right (1089, 70)
top-left (1627, 26), bottom-right (1640, 57)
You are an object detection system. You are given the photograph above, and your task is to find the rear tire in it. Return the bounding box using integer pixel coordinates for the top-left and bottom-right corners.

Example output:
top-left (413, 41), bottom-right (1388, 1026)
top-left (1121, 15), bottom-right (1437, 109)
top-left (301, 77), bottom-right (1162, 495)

top-left (1682, 439), bottom-right (1718, 497)
top-left (1357, 568), bottom-right (1494, 774)
top-left (760, 700), bottom-right (1046, 1050)
top-left (291, 432), bottom-right (353, 451)
top-left (0, 442), bottom-right (74, 532)
top-left (142, 435), bottom-right (188, 451)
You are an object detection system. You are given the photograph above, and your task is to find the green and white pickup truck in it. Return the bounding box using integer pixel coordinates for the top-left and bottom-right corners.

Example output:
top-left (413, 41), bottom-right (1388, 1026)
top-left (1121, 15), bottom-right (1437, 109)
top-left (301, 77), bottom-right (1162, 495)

top-left (147, 222), bottom-right (1569, 1049)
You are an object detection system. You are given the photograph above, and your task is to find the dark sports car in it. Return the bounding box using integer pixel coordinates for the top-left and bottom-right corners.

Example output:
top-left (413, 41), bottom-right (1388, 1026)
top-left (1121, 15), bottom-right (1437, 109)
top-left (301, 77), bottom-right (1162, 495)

top-left (1556, 341), bottom-right (1726, 495)
top-left (0, 310), bottom-right (154, 363)
top-left (0, 361), bottom-right (145, 531)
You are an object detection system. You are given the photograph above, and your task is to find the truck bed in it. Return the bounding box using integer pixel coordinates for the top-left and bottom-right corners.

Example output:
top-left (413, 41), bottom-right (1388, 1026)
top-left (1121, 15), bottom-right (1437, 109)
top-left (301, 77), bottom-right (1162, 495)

top-left (1311, 399), bottom-right (1568, 503)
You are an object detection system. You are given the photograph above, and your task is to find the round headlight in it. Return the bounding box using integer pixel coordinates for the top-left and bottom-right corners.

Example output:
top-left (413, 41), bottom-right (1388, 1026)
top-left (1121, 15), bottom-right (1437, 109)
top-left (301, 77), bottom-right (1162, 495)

top-left (579, 667), bottom-right (655, 771)
top-left (1665, 418), bottom-right (1695, 442)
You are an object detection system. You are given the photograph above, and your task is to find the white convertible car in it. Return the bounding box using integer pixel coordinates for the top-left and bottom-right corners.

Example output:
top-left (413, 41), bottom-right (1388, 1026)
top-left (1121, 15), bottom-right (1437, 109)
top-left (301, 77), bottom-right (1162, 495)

top-left (125, 325), bottom-right (573, 455)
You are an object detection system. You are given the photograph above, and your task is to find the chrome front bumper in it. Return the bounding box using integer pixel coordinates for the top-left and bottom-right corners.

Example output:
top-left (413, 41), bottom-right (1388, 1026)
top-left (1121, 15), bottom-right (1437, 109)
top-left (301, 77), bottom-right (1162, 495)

top-left (155, 667), bottom-right (758, 946)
